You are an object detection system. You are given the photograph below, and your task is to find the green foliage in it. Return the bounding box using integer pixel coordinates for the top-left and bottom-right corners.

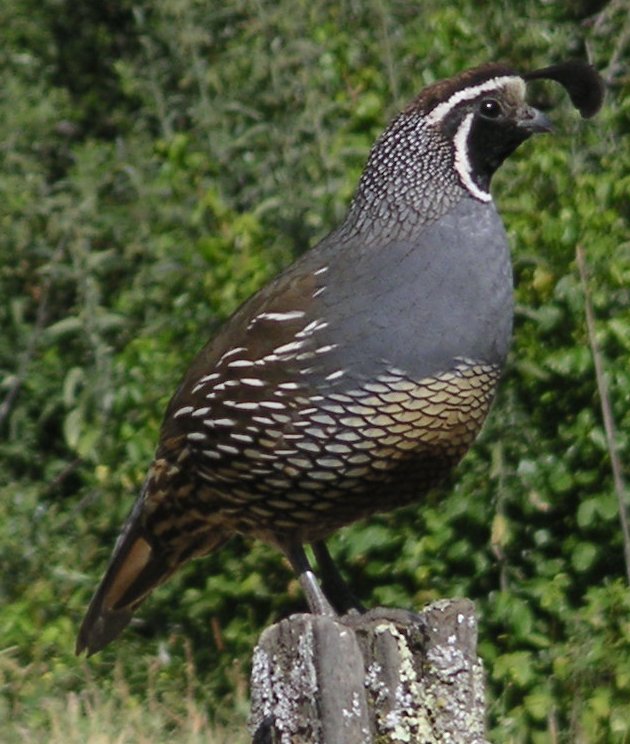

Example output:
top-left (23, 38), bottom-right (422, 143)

top-left (1, 0), bottom-right (629, 740)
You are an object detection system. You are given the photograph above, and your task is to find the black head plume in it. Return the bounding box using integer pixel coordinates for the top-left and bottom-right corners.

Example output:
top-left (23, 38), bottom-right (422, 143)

top-left (524, 61), bottom-right (604, 118)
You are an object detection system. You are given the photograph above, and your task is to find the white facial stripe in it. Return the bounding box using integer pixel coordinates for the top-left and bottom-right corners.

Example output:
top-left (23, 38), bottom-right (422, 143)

top-left (425, 75), bottom-right (523, 125)
top-left (453, 113), bottom-right (491, 203)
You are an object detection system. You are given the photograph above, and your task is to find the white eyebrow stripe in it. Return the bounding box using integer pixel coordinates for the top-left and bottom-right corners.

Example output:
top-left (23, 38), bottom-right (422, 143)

top-left (425, 75), bottom-right (523, 125)
top-left (453, 113), bottom-right (492, 203)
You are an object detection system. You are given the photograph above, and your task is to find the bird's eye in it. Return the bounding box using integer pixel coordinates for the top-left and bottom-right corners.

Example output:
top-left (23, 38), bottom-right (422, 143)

top-left (479, 98), bottom-right (502, 119)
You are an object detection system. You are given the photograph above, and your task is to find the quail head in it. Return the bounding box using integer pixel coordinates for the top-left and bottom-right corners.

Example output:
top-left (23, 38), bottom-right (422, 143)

top-left (77, 60), bottom-right (603, 655)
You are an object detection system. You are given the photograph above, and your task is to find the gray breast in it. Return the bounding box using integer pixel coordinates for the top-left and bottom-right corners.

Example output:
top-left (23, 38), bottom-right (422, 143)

top-left (317, 196), bottom-right (513, 381)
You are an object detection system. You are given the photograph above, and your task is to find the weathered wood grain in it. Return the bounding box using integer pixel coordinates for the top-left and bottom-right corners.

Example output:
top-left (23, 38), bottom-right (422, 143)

top-left (249, 598), bottom-right (487, 743)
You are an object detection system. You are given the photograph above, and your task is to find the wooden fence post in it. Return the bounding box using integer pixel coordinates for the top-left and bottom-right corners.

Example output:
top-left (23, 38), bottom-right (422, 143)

top-left (249, 598), bottom-right (487, 743)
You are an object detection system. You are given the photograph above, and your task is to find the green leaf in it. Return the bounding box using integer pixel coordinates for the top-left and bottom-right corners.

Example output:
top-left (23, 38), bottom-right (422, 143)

top-left (571, 542), bottom-right (598, 572)
top-left (63, 407), bottom-right (83, 451)
top-left (524, 691), bottom-right (552, 721)
top-left (493, 652), bottom-right (535, 687)
top-left (45, 316), bottom-right (83, 340)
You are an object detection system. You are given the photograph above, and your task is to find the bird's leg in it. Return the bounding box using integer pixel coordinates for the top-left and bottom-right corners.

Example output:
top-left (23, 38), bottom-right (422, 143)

top-left (284, 542), bottom-right (336, 616)
top-left (312, 541), bottom-right (365, 614)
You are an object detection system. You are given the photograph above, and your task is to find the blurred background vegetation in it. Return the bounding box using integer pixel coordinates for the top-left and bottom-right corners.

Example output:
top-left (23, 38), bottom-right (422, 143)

top-left (1, 0), bottom-right (628, 741)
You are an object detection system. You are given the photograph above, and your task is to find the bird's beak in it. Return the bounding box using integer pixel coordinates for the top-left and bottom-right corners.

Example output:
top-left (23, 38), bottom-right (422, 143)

top-left (519, 106), bottom-right (554, 134)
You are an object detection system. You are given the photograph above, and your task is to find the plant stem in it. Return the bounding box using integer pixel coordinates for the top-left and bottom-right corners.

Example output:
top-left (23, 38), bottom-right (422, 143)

top-left (576, 245), bottom-right (630, 585)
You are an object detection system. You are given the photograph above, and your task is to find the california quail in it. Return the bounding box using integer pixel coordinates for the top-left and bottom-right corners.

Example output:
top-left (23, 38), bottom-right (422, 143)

top-left (77, 60), bottom-right (603, 655)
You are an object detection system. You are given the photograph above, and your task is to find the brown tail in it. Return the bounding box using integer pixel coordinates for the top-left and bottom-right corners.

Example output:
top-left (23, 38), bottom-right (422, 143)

top-left (76, 494), bottom-right (226, 656)
top-left (76, 496), bottom-right (169, 655)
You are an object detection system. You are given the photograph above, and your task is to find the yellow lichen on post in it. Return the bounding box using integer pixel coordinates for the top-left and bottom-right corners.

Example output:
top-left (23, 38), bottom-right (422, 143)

top-left (250, 599), bottom-right (487, 743)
